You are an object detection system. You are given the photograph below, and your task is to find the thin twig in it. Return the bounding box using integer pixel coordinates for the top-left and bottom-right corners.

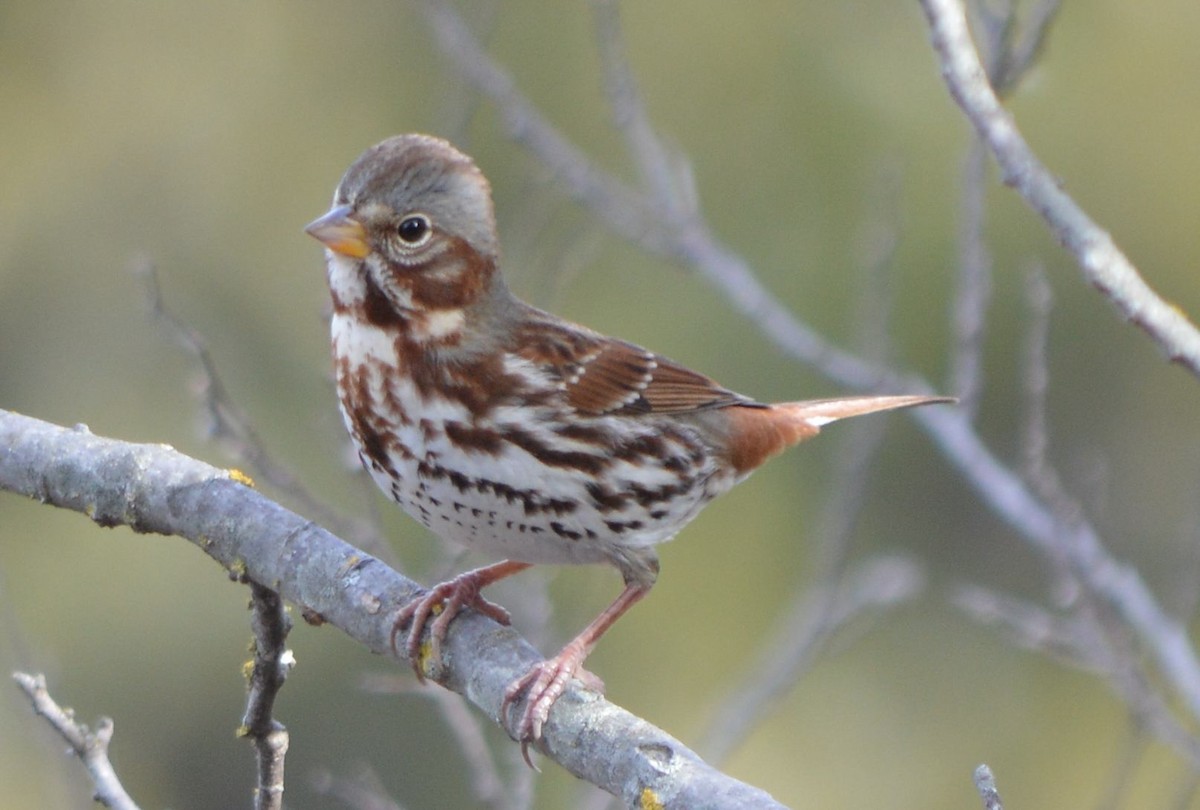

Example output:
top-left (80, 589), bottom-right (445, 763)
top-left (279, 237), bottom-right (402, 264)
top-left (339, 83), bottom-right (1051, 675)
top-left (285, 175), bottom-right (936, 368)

top-left (948, 136), bottom-right (993, 419)
top-left (241, 583), bottom-right (294, 810)
top-left (311, 767), bottom-right (407, 810)
top-left (1093, 726), bottom-right (1149, 810)
top-left (590, 0), bottom-right (695, 219)
top-left (360, 674), bottom-right (507, 810)
top-left (953, 583), bottom-right (1200, 766)
top-left (1018, 265), bottom-right (1080, 528)
top-left (973, 764), bottom-right (1003, 810)
top-left (701, 555), bottom-right (924, 764)
top-left (134, 258), bottom-right (390, 559)
top-left (952, 584), bottom-right (1107, 670)
top-left (418, 0), bottom-right (905, 395)
top-left (12, 672), bottom-right (141, 810)
top-left (994, 0), bottom-right (1063, 92)
top-left (700, 174), bottom-right (922, 763)
top-left (918, 0), bottom-right (1200, 379)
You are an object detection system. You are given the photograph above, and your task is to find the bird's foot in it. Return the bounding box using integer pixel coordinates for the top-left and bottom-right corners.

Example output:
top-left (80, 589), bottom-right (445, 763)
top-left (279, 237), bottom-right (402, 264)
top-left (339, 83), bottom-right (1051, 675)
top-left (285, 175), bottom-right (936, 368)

top-left (501, 640), bottom-right (604, 768)
top-left (390, 569), bottom-right (513, 683)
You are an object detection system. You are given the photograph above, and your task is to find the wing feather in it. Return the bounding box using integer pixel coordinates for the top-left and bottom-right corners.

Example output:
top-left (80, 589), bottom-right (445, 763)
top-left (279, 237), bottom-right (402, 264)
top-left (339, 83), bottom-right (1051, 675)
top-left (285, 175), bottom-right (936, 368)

top-left (511, 314), bottom-right (752, 416)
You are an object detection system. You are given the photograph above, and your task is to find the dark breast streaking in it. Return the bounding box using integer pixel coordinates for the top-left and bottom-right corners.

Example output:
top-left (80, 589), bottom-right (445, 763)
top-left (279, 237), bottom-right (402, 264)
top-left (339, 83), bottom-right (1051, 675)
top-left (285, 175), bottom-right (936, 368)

top-left (332, 297), bottom-right (732, 582)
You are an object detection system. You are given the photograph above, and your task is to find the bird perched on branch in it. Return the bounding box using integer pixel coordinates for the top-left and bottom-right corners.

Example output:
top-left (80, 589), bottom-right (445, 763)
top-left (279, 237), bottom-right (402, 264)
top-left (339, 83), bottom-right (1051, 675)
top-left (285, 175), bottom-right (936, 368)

top-left (306, 133), bottom-right (951, 760)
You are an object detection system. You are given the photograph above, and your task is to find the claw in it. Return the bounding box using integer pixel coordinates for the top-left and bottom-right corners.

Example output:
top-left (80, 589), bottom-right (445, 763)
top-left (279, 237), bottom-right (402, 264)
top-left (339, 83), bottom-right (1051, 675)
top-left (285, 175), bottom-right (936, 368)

top-left (388, 560), bottom-right (530, 681)
top-left (499, 581), bottom-right (648, 766)
top-left (501, 643), bottom-right (605, 767)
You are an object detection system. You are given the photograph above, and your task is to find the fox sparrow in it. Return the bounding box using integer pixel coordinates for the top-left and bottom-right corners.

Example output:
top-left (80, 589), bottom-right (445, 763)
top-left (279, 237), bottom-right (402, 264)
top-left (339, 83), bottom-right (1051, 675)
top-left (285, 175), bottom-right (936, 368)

top-left (306, 134), bottom-right (950, 757)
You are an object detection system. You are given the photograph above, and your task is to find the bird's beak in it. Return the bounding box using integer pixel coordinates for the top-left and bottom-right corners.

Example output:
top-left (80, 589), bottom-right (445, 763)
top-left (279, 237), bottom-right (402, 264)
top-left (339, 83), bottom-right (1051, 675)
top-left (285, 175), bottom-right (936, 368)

top-left (305, 205), bottom-right (370, 258)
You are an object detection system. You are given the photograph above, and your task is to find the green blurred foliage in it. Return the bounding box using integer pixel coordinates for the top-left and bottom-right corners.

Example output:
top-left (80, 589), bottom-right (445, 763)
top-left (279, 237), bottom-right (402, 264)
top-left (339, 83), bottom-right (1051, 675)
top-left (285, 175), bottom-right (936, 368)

top-left (2, 1), bottom-right (1199, 808)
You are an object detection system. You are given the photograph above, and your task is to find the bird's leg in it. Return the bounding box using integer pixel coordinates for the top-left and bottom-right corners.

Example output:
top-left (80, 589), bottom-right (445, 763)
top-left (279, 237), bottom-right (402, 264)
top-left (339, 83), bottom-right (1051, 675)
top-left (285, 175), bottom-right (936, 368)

top-left (501, 580), bottom-right (651, 765)
top-left (392, 559), bottom-right (532, 682)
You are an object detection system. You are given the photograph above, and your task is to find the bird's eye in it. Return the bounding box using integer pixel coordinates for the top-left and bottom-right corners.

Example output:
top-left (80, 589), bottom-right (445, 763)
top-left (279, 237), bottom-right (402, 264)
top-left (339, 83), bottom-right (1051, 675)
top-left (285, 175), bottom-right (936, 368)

top-left (397, 214), bottom-right (432, 245)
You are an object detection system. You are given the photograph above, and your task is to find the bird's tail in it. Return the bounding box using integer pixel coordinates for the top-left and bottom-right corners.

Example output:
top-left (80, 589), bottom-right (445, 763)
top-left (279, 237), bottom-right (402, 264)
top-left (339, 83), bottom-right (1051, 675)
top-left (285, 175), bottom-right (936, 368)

top-left (724, 394), bottom-right (953, 474)
top-left (778, 394), bottom-right (953, 428)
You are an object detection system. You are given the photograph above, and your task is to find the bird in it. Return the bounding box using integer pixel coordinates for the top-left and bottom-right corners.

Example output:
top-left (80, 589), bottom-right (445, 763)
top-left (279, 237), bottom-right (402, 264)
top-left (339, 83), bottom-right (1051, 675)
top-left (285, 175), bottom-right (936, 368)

top-left (305, 133), bottom-right (951, 758)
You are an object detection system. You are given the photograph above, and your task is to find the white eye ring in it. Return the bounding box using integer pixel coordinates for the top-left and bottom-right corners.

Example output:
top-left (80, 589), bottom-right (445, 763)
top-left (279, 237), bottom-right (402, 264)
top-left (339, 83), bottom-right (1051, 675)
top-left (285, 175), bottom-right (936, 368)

top-left (396, 213), bottom-right (432, 246)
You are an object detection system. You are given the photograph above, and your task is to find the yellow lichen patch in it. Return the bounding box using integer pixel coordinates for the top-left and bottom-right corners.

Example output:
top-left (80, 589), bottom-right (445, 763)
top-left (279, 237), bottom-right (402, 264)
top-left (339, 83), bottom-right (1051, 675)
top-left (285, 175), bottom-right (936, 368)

top-left (336, 554), bottom-right (362, 578)
top-left (416, 639), bottom-right (435, 675)
top-left (227, 468), bottom-right (256, 488)
top-left (241, 658), bottom-right (255, 681)
top-left (234, 724), bottom-right (250, 739)
top-left (228, 559), bottom-right (248, 581)
top-left (639, 788), bottom-right (664, 810)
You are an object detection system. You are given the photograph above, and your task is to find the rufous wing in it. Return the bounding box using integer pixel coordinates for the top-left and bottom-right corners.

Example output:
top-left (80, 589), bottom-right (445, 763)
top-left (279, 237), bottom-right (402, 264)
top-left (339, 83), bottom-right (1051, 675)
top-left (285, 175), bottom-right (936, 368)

top-left (565, 340), bottom-right (751, 416)
top-left (514, 316), bottom-right (752, 416)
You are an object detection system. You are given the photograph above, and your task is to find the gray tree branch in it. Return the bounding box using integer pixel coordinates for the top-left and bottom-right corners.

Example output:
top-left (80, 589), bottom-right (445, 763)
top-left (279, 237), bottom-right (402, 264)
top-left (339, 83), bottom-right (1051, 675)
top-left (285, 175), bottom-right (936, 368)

top-left (241, 583), bottom-right (293, 810)
top-left (12, 672), bottom-right (141, 810)
top-left (973, 764), bottom-right (1004, 810)
top-left (918, 0), bottom-right (1200, 379)
top-left (0, 408), bottom-right (787, 810)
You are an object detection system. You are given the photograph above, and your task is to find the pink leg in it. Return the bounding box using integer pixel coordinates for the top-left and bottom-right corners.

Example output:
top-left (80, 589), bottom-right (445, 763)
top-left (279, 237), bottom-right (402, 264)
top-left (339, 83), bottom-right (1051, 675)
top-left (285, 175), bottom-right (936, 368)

top-left (501, 581), bottom-right (650, 765)
top-left (392, 559), bottom-right (532, 682)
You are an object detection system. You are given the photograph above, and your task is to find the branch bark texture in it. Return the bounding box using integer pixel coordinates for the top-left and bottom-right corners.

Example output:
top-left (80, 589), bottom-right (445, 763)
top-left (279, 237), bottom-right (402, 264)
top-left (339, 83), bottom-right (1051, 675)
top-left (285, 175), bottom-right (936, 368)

top-left (0, 408), bottom-right (786, 810)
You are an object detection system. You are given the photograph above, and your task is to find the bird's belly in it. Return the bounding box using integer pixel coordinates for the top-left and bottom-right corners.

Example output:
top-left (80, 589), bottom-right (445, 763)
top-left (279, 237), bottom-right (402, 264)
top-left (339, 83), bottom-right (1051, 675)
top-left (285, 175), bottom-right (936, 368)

top-left (353, 411), bottom-right (731, 567)
top-left (333, 337), bottom-right (734, 566)
top-left (374, 457), bottom-right (614, 565)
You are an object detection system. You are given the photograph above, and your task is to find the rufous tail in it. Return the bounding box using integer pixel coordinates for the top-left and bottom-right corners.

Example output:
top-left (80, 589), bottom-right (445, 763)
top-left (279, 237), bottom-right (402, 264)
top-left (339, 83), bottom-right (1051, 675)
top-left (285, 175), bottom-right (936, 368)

top-left (725, 394), bottom-right (954, 474)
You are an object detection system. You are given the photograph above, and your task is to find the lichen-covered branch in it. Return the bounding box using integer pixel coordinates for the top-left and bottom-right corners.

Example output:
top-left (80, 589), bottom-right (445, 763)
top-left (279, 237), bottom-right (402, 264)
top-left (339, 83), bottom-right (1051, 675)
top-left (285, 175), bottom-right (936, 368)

top-left (241, 583), bottom-right (293, 810)
top-left (0, 408), bottom-right (787, 810)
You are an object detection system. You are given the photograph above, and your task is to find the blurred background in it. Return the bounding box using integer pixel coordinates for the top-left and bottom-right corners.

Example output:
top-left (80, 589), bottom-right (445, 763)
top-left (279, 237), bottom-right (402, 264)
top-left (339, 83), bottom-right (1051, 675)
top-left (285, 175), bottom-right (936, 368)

top-left (3, 1), bottom-right (1200, 808)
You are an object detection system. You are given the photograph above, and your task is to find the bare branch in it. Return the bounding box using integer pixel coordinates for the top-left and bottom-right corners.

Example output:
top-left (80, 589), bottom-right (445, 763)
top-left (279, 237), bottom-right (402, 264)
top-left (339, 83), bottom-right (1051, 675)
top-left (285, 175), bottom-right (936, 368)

top-left (418, 0), bottom-right (671, 257)
top-left (311, 767), bottom-right (407, 810)
top-left (240, 583), bottom-right (294, 810)
top-left (994, 0), bottom-right (1063, 92)
top-left (701, 555), bottom-right (924, 764)
top-left (134, 259), bottom-right (389, 558)
top-left (952, 584), bottom-right (1106, 671)
top-left (918, 0), bottom-right (1200, 379)
top-left (0, 409), bottom-right (789, 810)
top-left (1018, 264), bottom-right (1081, 528)
top-left (953, 583), bottom-right (1200, 767)
top-left (590, 0), bottom-right (695, 219)
top-left (700, 193), bottom-right (920, 763)
top-left (915, 400), bottom-right (1200, 731)
top-left (12, 672), bottom-right (141, 810)
top-left (418, 0), bottom-right (905, 394)
top-left (948, 137), bottom-right (993, 418)
top-left (973, 764), bottom-right (1003, 810)
top-left (360, 674), bottom-right (507, 810)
